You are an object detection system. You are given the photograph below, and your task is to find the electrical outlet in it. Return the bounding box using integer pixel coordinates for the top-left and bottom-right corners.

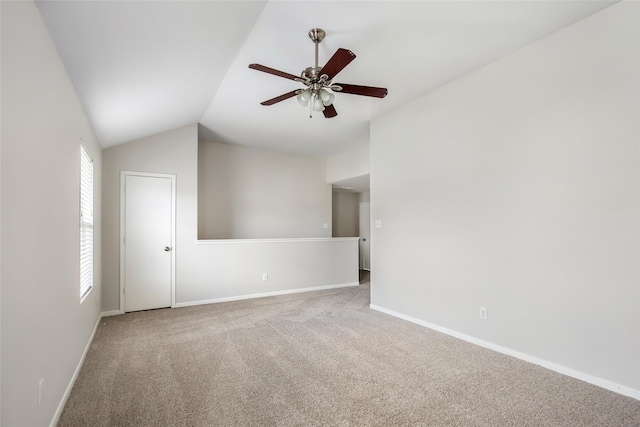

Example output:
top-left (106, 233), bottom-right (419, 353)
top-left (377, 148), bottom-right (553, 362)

top-left (38, 378), bottom-right (44, 407)
top-left (375, 220), bottom-right (382, 229)
top-left (323, 223), bottom-right (329, 229)
top-left (479, 307), bottom-right (488, 320)
top-left (262, 273), bottom-right (268, 281)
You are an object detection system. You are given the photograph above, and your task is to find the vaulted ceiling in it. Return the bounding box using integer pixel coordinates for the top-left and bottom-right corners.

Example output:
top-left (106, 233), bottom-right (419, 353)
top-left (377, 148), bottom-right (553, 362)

top-left (36, 0), bottom-right (616, 157)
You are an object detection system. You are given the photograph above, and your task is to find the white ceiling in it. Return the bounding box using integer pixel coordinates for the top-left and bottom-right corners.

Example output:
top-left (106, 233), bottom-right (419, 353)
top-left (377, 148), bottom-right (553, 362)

top-left (36, 0), bottom-right (617, 157)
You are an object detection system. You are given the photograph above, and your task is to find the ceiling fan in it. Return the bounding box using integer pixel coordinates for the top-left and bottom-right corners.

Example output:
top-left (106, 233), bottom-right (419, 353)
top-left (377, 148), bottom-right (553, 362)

top-left (249, 28), bottom-right (388, 118)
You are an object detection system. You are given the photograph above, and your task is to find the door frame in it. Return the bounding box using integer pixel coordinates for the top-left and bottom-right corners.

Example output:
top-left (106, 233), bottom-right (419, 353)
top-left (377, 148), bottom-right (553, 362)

top-left (119, 171), bottom-right (177, 314)
top-left (359, 201), bottom-right (371, 271)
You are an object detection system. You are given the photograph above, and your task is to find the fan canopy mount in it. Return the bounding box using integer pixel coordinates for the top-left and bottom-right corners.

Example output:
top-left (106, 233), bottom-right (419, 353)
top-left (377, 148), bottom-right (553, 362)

top-left (248, 28), bottom-right (387, 118)
top-left (308, 28), bottom-right (326, 44)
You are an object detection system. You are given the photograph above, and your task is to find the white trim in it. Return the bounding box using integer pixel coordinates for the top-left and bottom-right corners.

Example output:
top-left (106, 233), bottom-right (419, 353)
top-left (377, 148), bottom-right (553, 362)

top-left (369, 304), bottom-right (640, 401)
top-left (100, 310), bottom-right (122, 318)
top-left (119, 171), bottom-right (177, 314)
top-left (118, 173), bottom-right (125, 314)
top-left (49, 315), bottom-right (101, 427)
top-left (174, 282), bottom-right (359, 308)
top-left (195, 237), bottom-right (359, 245)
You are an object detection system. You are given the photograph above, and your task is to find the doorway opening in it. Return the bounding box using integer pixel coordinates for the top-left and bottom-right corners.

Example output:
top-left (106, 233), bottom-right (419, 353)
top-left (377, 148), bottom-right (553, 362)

top-left (330, 175), bottom-right (371, 286)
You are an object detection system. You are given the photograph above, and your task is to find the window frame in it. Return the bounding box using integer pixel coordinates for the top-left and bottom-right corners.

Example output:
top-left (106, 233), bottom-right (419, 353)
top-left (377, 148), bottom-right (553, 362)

top-left (80, 142), bottom-right (94, 302)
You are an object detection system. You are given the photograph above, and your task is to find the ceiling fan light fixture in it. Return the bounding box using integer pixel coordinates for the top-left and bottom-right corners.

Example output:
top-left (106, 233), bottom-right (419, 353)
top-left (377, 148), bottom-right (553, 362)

top-left (297, 89), bottom-right (311, 106)
top-left (249, 28), bottom-right (387, 119)
top-left (312, 96), bottom-right (325, 112)
top-left (319, 89), bottom-right (335, 106)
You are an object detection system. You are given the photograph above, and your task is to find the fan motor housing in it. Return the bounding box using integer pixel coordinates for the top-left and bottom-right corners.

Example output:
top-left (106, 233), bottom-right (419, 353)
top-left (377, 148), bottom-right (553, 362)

top-left (301, 66), bottom-right (322, 81)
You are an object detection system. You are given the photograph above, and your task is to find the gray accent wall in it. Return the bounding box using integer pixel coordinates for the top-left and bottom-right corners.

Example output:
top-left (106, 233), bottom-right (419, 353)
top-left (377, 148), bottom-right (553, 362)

top-left (370, 1), bottom-right (639, 393)
top-left (332, 191), bottom-right (360, 237)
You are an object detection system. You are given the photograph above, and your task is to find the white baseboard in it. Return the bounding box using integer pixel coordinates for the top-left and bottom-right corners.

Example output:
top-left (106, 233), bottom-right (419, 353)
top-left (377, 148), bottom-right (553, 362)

top-left (369, 304), bottom-right (640, 401)
top-left (174, 282), bottom-right (360, 308)
top-left (100, 309), bottom-right (122, 317)
top-left (49, 314), bottom-right (102, 427)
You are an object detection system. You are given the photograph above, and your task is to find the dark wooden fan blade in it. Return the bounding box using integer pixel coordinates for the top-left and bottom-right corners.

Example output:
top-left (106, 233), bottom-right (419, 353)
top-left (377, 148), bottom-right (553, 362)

top-left (260, 90), bottom-right (298, 106)
top-left (249, 64), bottom-right (300, 81)
top-left (334, 83), bottom-right (388, 98)
top-left (323, 104), bottom-right (338, 118)
top-left (319, 48), bottom-right (356, 80)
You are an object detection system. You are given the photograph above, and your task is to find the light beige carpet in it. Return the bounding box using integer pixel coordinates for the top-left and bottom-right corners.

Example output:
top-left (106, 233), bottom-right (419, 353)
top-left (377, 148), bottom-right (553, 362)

top-left (59, 280), bottom-right (640, 426)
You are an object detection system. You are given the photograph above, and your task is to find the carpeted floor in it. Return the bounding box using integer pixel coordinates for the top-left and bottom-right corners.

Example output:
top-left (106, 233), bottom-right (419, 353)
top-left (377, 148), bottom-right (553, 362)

top-left (59, 275), bottom-right (640, 426)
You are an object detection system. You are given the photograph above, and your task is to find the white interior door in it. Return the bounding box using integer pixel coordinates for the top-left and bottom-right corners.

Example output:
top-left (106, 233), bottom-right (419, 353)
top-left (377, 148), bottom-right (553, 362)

top-left (122, 173), bottom-right (174, 312)
top-left (359, 202), bottom-right (370, 270)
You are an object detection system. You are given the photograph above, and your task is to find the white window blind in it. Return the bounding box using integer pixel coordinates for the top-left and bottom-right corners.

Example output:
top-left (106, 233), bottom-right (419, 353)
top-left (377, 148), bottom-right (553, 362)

top-left (80, 144), bottom-right (94, 300)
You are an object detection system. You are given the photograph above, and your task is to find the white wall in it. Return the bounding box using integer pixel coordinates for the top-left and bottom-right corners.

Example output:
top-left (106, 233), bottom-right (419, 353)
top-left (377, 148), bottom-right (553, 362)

top-left (102, 125), bottom-right (198, 311)
top-left (103, 126), bottom-right (357, 312)
top-left (1, 2), bottom-right (4, 420)
top-left (326, 142), bottom-right (370, 184)
top-left (332, 191), bottom-right (360, 237)
top-left (198, 141), bottom-right (331, 239)
top-left (1, 2), bottom-right (103, 425)
top-left (184, 238), bottom-right (359, 306)
top-left (371, 1), bottom-right (639, 396)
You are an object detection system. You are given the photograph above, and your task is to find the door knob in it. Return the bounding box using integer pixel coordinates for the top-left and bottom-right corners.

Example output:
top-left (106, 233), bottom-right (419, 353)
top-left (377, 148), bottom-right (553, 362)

top-left (164, 246), bottom-right (171, 252)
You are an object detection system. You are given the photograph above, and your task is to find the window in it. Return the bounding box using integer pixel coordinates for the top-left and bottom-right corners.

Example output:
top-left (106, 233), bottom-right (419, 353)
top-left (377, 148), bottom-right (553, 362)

top-left (80, 144), bottom-right (94, 300)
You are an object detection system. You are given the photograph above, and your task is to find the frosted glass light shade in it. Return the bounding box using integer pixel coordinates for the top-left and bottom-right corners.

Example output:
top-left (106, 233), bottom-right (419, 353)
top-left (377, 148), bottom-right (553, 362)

top-left (312, 96), bottom-right (325, 112)
top-left (319, 89), bottom-right (334, 106)
top-left (297, 89), bottom-right (311, 106)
